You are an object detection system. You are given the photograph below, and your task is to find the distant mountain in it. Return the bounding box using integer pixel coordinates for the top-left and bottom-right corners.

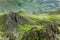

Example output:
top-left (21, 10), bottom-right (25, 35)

top-left (45, 7), bottom-right (60, 14)
top-left (18, 0), bottom-right (60, 13)
top-left (0, 0), bottom-right (23, 13)
top-left (0, 0), bottom-right (60, 13)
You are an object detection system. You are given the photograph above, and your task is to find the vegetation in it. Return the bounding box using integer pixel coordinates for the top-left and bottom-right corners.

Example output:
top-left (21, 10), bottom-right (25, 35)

top-left (0, 12), bottom-right (60, 40)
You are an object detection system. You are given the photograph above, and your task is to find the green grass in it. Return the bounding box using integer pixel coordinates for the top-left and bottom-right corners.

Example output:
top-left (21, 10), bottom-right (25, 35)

top-left (0, 13), bottom-right (6, 16)
top-left (0, 13), bottom-right (60, 40)
top-left (18, 13), bottom-right (60, 40)
top-left (16, 24), bottom-right (44, 40)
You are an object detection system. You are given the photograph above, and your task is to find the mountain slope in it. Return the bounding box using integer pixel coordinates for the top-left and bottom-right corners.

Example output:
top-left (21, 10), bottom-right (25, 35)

top-left (0, 0), bottom-right (24, 13)
top-left (0, 12), bottom-right (32, 32)
top-left (0, 12), bottom-right (60, 40)
top-left (0, 0), bottom-right (60, 13)
top-left (18, 0), bottom-right (60, 13)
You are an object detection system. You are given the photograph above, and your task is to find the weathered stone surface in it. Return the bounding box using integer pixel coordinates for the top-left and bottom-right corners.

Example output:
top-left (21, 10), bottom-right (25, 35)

top-left (5, 12), bottom-right (31, 32)
top-left (0, 12), bottom-right (31, 40)
top-left (2, 32), bottom-right (18, 40)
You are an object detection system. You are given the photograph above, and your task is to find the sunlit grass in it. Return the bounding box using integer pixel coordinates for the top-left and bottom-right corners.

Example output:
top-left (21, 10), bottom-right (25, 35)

top-left (0, 12), bottom-right (60, 40)
top-left (0, 13), bottom-right (6, 16)
top-left (16, 24), bottom-right (32, 40)
top-left (16, 24), bottom-right (44, 40)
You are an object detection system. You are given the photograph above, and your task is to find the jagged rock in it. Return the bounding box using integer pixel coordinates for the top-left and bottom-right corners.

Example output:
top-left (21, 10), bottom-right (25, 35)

top-left (0, 12), bottom-right (32, 32)
top-left (5, 12), bottom-right (31, 32)
top-left (2, 32), bottom-right (18, 40)
top-left (0, 12), bottom-right (31, 40)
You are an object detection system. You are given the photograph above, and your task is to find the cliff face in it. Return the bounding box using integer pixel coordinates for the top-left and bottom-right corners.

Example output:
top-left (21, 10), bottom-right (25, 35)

top-left (0, 12), bottom-right (32, 40)
top-left (0, 12), bottom-right (31, 32)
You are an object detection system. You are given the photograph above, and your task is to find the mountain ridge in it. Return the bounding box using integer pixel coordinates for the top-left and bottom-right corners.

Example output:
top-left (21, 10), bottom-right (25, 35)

top-left (18, 0), bottom-right (60, 13)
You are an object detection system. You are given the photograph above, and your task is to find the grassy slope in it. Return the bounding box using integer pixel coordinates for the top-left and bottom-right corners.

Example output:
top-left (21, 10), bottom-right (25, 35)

top-left (0, 13), bottom-right (6, 16)
top-left (18, 12), bottom-right (60, 40)
top-left (0, 12), bottom-right (60, 40)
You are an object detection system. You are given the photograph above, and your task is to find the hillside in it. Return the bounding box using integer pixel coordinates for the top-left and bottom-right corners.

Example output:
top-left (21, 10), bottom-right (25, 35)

top-left (0, 12), bottom-right (60, 40)
top-left (0, 0), bottom-right (60, 40)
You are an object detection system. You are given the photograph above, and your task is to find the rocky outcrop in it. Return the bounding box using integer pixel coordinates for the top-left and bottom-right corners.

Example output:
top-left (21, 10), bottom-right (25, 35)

top-left (3, 12), bottom-right (31, 32)
top-left (0, 12), bottom-right (32, 40)
top-left (2, 32), bottom-right (18, 40)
